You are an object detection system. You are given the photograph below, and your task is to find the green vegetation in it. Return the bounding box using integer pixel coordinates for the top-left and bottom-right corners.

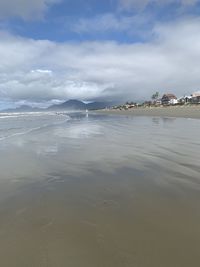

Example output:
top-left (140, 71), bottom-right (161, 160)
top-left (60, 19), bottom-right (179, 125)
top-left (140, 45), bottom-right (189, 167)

top-left (151, 92), bottom-right (159, 100)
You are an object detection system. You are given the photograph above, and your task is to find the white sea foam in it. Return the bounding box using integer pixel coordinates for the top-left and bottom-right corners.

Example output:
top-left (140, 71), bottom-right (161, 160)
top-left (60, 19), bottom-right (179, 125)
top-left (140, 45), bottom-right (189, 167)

top-left (0, 111), bottom-right (65, 119)
top-left (0, 112), bottom-right (71, 141)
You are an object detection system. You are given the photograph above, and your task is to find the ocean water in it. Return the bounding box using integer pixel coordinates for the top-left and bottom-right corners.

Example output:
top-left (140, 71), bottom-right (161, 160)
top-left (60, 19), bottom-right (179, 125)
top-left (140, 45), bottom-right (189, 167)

top-left (0, 112), bottom-right (200, 267)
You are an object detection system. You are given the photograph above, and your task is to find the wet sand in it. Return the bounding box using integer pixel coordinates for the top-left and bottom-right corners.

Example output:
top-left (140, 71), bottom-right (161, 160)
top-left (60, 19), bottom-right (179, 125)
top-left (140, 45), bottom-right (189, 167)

top-left (0, 113), bottom-right (200, 266)
top-left (97, 105), bottom-right (200, 119)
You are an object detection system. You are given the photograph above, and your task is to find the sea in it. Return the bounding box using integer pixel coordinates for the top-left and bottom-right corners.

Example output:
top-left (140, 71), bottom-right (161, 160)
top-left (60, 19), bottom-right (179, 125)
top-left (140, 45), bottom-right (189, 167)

top-left (0, 111), bottom-right (200, 267)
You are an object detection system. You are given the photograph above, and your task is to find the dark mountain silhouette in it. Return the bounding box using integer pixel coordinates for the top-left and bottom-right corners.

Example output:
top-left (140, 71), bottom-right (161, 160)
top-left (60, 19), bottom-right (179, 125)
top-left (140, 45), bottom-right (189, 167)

top-left (48, 99), bottom-right (110, 110)
top-left (1, 100), bottom-right (112, 112)
top-left (48, 100), bottom-right (86, 110)
top-left (87, 102), bottom-right (110, 110)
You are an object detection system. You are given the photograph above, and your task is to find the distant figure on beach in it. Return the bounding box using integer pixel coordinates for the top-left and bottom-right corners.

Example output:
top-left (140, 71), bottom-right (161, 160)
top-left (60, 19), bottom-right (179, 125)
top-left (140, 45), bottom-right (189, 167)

top-left (86, 109), bottom-right (88, 117)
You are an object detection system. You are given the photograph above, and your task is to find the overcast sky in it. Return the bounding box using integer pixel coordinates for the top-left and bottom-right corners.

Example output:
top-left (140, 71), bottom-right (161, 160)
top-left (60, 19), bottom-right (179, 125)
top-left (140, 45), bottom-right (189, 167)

top-left (0, 0), bottom-right (200, 108)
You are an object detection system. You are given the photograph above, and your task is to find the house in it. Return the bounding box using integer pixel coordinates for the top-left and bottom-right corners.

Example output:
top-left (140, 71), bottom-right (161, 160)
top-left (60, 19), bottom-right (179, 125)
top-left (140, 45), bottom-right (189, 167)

top-left (178, 95), bottom-right (192, 104)
top-left (192, 92), bottom-right (200, 97)
top-left (153, 99), bottom-right (162, 106)
top-left (191, 92), bottom-right (200, 104)
top-left (161, 94), bottom-right (178, 105)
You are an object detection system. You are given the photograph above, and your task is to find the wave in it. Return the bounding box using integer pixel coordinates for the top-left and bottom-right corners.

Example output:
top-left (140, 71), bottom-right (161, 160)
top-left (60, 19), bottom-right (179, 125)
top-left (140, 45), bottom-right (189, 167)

top-left (0, 111), bottom-right (68, 119)
top-left (0, 112), bottom-right (71, 141)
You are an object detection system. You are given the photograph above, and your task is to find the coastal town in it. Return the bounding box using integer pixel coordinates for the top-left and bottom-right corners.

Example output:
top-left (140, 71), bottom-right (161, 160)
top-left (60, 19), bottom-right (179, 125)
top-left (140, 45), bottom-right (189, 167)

top-left (112, 91), bottom-right (200, 110)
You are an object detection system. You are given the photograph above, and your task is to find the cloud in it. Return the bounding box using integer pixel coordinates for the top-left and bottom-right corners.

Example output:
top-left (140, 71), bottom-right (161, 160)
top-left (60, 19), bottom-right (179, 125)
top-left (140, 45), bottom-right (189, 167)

top-left (70, 13), bottom-right (154, 42)
top-left (71, 13), bottom-right (151, 38)
top-left (0, 0), bottom-right (60, 20)
top-left (31, 69), bottom-right (53, 74)
top-left (1, 17), bottom-right (200, 107)
top-left (0, 70), bottom-right (109, 102)
top-left (118, 0), bottom-right (199, 9)
top-left (72, 14), bottom-right (134, 33)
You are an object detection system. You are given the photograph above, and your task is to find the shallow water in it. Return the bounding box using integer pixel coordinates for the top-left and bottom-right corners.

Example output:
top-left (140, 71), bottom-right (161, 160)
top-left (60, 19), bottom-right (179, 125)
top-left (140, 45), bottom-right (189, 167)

top-left (0, 112), bottom-right (200, 267)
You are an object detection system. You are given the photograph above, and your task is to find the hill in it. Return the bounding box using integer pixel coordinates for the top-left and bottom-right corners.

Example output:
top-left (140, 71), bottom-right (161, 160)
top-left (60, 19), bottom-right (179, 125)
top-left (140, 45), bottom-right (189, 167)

top-left (1, 100), bottom-right (112, 113)
top-left (48, 100), bottom-right (110, 110)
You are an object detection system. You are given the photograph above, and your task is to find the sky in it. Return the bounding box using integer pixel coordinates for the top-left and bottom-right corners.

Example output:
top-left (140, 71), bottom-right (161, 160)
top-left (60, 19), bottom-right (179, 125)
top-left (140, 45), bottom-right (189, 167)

top-left (0, 0), bottom-right (200, 109)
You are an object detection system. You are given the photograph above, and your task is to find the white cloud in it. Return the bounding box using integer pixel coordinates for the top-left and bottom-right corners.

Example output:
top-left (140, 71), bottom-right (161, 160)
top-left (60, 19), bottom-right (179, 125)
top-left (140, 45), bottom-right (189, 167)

top-left (31, 69), bottom-right (52, 74)
top-left (0, 0), bottom-right (60, 20)
top-left (1, 17), bottom-right (200, 106)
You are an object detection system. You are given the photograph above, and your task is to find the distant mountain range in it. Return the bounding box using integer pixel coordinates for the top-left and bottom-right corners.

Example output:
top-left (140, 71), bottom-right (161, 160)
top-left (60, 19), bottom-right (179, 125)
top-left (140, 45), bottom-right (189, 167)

top-left (2, 105), bottom-right (44, 113)
top-left (1, 100), bottom-right (112, 113)
top-left (48, 100), bottom-right (112, 111)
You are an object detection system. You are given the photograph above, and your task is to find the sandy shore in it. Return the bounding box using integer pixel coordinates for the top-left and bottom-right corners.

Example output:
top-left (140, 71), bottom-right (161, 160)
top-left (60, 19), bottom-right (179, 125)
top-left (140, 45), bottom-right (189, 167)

top-left (1, 113), bottom-right (200, 266)
top-left (97, 105), bottom-right (200, 119)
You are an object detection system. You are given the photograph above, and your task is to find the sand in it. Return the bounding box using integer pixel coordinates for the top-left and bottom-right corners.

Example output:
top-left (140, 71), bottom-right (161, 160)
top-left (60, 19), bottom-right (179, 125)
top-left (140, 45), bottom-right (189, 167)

top-left (1, 113), bottom-right (200, 267)
top-left (97, 105), bottom-right (200, 119)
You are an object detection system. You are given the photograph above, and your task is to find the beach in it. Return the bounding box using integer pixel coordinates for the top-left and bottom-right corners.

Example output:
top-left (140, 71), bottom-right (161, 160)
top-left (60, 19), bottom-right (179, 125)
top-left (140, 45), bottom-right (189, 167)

top-left (97, 105), bottom-right (200, 119)
top-left (0, 112), bottom-right (200, 266)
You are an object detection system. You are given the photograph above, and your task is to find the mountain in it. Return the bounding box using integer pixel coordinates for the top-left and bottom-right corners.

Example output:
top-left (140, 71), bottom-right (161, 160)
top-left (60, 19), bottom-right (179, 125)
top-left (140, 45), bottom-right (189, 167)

top-left (48, 99), bottom-right (111, 110)
top-left (2, 105), bottom-right (42, 113)
top-left (1, 100), bottom-right (112, 113)
top-left (87, 101), bottom-right (110, 110)
top-left (48, 100), bottom-right (86, 110)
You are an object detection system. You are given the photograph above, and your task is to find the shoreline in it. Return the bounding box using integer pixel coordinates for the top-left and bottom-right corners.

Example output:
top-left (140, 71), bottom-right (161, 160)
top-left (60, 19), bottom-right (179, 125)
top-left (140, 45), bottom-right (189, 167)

top-left (96, 105), bottom-right (200, 119)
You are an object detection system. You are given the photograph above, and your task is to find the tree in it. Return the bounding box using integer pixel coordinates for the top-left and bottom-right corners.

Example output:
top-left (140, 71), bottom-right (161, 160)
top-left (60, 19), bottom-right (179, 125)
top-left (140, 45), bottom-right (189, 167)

top-left (151, 92), bottom-right (159, 100)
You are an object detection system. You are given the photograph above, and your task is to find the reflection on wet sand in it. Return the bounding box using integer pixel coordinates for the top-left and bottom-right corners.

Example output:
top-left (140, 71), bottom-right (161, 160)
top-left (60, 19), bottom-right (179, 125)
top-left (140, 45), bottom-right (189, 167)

top-left (0, 113), bottom-right (200, 267)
